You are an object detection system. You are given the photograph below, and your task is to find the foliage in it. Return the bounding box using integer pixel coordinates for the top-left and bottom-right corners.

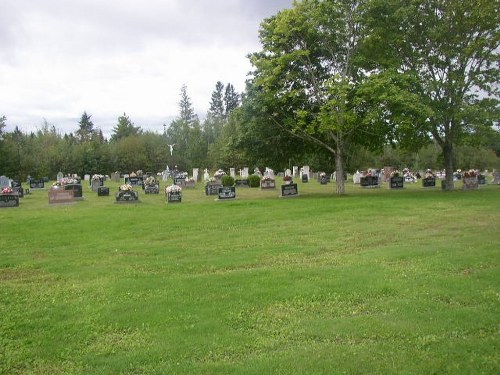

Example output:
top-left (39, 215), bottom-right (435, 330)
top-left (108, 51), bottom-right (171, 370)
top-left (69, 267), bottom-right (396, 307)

top-left (248, 174), bottom-right (261, 187)
top-left (221, 175), bottom-right (235, 187)
top-left (364, 0), bottom-right (500, 189)
top-left (110, 113), bottom-right (142, 142)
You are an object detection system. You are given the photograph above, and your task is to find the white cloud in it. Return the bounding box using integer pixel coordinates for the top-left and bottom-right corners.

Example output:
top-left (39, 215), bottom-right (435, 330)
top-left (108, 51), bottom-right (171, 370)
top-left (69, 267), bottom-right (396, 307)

top-left (1, 0), bottom-right (292, 137)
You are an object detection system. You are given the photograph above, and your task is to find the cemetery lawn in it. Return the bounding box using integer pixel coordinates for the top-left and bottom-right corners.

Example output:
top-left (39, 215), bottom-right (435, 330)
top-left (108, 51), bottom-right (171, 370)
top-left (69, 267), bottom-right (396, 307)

top-left (1, 180), bottom-right (499, 374)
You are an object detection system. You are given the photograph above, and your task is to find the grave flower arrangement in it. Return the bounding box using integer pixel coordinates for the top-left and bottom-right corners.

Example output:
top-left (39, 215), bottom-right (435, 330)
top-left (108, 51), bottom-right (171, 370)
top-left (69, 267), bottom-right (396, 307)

top-left (390, 170), bottom-right (401, 178)
top-left (2, 187), bottom-right (13, 194)
top-left (261, 175), bottom-right (274, 182)
top-left (283, 175), bottom-right (292, 182)
top-left (320, 172), bottom-right (326, 177)
top-left (463, 169), bottom-right (477, 177)
top-left (214, 169), bottom-right (226, 179)
top-left (119, 183), bottom-right (134, 191)
top-left (206, 177), bottom-right (216, 183)
top-left (53, 177), bottom-right (79, 186)
top-left (144, 176), bottom-right (157, 186)
top-left (165, 184), bottom-right (182, 193)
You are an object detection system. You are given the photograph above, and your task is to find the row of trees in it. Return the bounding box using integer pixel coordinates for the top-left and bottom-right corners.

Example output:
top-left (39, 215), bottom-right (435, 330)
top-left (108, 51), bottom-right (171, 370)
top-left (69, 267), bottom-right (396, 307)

top-left (1, 0), bottom-right (499, 194)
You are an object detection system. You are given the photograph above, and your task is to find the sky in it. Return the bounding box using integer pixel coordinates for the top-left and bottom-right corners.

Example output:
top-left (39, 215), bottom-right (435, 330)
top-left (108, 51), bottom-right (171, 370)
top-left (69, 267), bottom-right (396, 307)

top-left (1, 0), bottom-right (293, 137)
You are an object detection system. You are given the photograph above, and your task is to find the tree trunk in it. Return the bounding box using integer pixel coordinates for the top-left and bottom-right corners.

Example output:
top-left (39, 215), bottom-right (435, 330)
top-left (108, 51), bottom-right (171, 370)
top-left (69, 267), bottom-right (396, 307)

top-left (335, 146), bottom-right (345, 195)
top-left (443, 141), bottom-right (454, 190)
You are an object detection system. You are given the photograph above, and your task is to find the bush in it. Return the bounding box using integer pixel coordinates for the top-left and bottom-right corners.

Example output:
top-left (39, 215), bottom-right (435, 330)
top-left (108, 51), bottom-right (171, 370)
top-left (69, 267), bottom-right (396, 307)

top-left (221, 175), bottom-right (235, 186)
top-left (248, 174), bottom-right (261, 188)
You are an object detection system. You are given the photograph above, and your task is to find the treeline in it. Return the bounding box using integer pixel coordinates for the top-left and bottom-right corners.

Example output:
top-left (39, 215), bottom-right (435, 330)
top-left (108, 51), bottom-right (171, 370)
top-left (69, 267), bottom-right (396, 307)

top-left (1, 0), bottom-right (499, 187)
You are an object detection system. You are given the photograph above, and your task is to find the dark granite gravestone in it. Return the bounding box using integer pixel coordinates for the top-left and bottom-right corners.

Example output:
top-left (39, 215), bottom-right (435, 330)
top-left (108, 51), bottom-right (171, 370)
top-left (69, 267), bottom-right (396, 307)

top-left (125, 176), bottom-right (144, 188)
top-left (235, 179), bottom-right (249, 187)
top-left (98, 186), bottom-right (110, 196)
top-left (217, 186), bottom-right (236, 200)
top-left (29, 179), bottom-right (45, 189)
top-left (360, 176), bottom-right (379, 188)
top-left (166, 191), bottom-right (182, 203)
top-left (205, 183), bottom-right (223, 196)
top-left (0, 193), bottom-right (20, 207)
top-left (301, 174), bottom-right (309, 183)
top-left (64, 184), bottom-right (83, 199)
top-left (115, 189), bottom-right (139, 202)
top-left (422, 177), bottom-right (436, 187)
top-left (280, 183), bottom-right (299, 198)
top-left (390, 176), bottom-right (404, 189)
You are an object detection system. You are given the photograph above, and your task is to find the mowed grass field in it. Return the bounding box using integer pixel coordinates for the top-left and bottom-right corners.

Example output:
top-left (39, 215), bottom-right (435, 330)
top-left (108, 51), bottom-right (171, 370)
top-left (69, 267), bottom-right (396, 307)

top-left (1, 178), bottom-right (499, 374)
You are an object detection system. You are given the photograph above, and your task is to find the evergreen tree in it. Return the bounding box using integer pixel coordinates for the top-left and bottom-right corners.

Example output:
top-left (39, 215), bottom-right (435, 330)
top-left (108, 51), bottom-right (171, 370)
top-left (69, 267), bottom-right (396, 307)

top-left (224, 83), bottom-right (240, 118)
top-left (209, 81), bottom-right (225, 119)
top-left (75, 111), bottom-right (94, 143)
top-left (111, 113), bottom-right (142, 142)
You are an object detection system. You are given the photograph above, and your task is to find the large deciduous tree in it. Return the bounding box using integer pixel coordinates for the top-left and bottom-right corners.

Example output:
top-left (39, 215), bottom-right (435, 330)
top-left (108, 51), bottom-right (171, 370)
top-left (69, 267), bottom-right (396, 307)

top-left (247, 0), bottom-right (395, 194)
top-left (365, 0), bottom-right (500, 189)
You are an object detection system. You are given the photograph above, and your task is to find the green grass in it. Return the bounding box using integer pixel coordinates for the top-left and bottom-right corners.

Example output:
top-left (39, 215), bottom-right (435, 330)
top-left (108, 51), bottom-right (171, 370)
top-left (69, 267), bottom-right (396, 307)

top-left (1, 179), bottom-right (499, 374)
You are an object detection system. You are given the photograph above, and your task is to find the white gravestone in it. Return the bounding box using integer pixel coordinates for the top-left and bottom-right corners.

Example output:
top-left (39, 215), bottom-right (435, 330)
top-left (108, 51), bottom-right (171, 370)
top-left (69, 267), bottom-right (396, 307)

top-left (302, 166), bottom-right (310, 179)
top-left (353, 171), bottom-right (362, 184)
top-left (193, 168), bottom-right (199, 182)
top-left (204, 169), bottom-right (210, 181)
top-left (57, 172), bottom-right (63, 181)
top-left (230, 168), bottom-right (236, 178)
top-left (241, 168), bottom-right (249, 179)
top-left (0, 176), bottom-right (10, 188)
top-left (293, 166), bottom-right (299, 177)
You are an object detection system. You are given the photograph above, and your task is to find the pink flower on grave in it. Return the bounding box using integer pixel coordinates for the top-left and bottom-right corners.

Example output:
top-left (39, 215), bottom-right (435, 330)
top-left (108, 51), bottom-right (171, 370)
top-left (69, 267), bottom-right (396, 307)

top-left (2, 187), bottom-right (13, 194)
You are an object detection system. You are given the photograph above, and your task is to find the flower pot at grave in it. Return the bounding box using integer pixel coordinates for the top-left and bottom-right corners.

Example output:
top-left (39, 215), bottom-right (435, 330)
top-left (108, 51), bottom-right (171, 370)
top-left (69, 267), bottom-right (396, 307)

top-left (422, 178), bottom-right (436, 188)
top-left (390, 176), bottom-right (404, 189)
top-left (462, 177), bottom-right (479, 190)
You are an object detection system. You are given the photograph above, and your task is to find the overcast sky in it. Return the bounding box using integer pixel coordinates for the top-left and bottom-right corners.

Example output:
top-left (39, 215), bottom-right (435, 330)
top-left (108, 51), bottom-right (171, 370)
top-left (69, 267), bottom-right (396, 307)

top-left (1, 0), bottom-right (293, 137)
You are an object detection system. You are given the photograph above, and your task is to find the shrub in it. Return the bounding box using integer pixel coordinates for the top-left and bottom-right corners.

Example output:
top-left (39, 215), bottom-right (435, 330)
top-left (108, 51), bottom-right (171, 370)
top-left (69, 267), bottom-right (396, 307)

top-left (221, 175), bottom-right (235, 186)
top-left (248, 174), bottom-right (261, 187)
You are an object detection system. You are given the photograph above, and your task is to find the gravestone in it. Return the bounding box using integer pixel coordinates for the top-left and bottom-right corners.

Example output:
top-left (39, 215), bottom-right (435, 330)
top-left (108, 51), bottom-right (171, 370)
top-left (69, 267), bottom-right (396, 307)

top-left (261, 178), bottom-right (276, 189)
top-left (91, 178), bottom-right (101, 192)
top-left (353, 171), bottom-right (362, 184)
top-left (111, 172), bottom-right (121, 183)
top-left (422, 178), bottom-right (436, 188)
top-left (301, 174), bottom-right (309, 183)
top-left (115, 187), bottom-right (139, 202)
top-left (125, 176), bottom-right (144, 188)
top-left (302, 166), bottom-right (310, 180)
top-left (235, 179), bottom-right (249, 188)
top-left (241, 167), bottom-right (249, 179)
top-left (0, 176), bottom-right (10, 189)
top-left (217, 186), bottom-right (236, 200)
top-left (320, 174), bottom-right (328, 184)
top-left (98, 186), bottom-right (110, 196)
top-left (84, 174), bottom-right (90, 181)
top-left (64, 184), bottom-right (83, 199)
top-left (492, 172), bottom-right (500, 184)
top-left (165, 187), bottom-right (182, 203)
top-left (0, 193), bottom-right (20, 207)
top-left (29, 179), bottom-right (45, 189)
top-left (174, 176), bottom-right (185, 186)
top-left (11, 180), bottom-right (24, 198)
top-left (478, 175), bottom-right (486, 185)
top-left (389, 176), bottom-right (404, 189)
top-left (230, 168), bottom-right (236, 178)
top-left (205, 183), bottom-right (222, 196)
top-left (56, 172), bottom-right (63, 181)
top-left (193, 168), bottom-right (199, 182)
top-left (48, 188), bottom-right (74, 205)
top-left (280, 183), bottom-right (299, 198)
top-left (360, 176), bottom-right (379, 188)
